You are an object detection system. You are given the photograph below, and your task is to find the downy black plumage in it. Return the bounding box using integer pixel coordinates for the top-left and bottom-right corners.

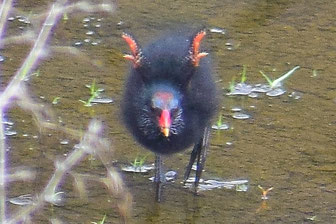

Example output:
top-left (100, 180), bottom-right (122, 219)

top-left (121, 29), bottom-right (217, 201)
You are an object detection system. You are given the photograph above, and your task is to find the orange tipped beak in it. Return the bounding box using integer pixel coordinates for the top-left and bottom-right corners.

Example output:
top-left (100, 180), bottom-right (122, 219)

top-left (159, 109), bottom-right (171, 137)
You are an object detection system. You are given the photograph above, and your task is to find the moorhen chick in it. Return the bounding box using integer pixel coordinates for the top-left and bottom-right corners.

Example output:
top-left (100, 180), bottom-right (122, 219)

top-left (121, 29), bottom-right (217, 201)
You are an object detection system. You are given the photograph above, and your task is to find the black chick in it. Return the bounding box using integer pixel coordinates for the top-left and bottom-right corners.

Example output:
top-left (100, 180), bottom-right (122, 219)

top-left (122, 29), bottom-right (217, 201)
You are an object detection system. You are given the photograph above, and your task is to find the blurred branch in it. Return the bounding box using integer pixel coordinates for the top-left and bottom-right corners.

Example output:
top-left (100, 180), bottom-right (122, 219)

top-left (0, 0), bottom-right (128, 223)
top-left (0, 110), bottom-right (6, 223)
top-left (0, 1), bottom-right (15, 222)
top-left (0, 0), bottom-right (14, 47)
top-left (6, 120), bottom-right (105, 224)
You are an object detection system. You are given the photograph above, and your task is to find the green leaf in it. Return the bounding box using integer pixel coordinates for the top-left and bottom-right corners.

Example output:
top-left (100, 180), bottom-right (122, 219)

top-left (240, 65), bottom-right (247, 83)
top-left (260, 70), bottom-right (273, 86)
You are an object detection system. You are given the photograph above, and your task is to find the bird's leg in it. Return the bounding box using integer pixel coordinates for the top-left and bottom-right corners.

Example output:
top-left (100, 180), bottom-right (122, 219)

top-left (184, 126), bottom-right (210, 192)
top-left (184, 140), bottom-right (201, 184)
top-left (154, 154), bottom-right (164, 202)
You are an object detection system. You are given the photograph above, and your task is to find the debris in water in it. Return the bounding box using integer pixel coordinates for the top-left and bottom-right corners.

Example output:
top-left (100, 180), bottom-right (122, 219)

top-left (258, 185), bottom-right (273, 200)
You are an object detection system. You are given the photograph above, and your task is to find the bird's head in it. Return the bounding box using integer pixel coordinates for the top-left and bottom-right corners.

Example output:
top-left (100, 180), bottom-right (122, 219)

top-left (122, 29), bottom-right (208, 139)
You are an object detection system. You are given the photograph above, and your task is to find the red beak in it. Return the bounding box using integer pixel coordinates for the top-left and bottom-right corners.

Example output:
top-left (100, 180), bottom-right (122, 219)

top-left (159, 109), bottom-right (171, 137)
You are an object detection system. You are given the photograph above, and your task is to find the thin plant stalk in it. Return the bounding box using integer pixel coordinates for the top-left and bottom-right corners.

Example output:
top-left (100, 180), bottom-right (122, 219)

top-left (0, 1), bottom-right (65, 220)
top-left (0, 3), bottom-right (66, 218)
top-left (260, 66), bottom-right (300, 89)
top-left (0, 0), bottom-right (14, 222)
top-left (271, 66), bottom-right (300, 87)
top-left (240, 65), bottom-right (247, 83)
top-left (0, 110), bottom-right (6, 223)
top-left (0, 1), bottom-right (67, 110)
top-left (0, 0), bottom-right (120, 222)
top-left (7, 120), bottom-right (102, 224)
top-left (0, 0), bottom-right (14, 46)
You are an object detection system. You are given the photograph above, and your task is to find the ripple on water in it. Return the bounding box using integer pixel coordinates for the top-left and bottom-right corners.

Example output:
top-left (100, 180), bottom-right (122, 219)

top-left (184, 178), bottom-right (249, 192)
top-left (9, 194), bottom-right (33, 206)
top-left (211, 123), bottom-right (229, 130)
top-left (266, 88), bottom-right (286, 97)
top-left (5, 130), bottom-right (17, 136)
top-left (60, 139), bottom-right (69, 145)
top-left (149, 170), bottom-right (177, 182)
top-left (86, 30), bottom-right (94, 35)
top-left (231, 107), bottom-right (242, 112)
top-left (91, 97), bottom-right (113, 104)
top-left (288, 91), bottom-right (302, 100)
top-left (248, 92), bottom-right (259, 98)
top-left (209, 27), bottom-right (226, 35)
top-left (232, 112), bottom-right (251, 120)
top-left (74, 41), bottom-right (82, 46)
top-left (122, 164), bottom-right (154, 173)
top-left (228, 83), bottom-right (253, 96)
top-left (252, 84), bottom-right (272, 93)
top-left (2, 120), bottom-right (14, 126)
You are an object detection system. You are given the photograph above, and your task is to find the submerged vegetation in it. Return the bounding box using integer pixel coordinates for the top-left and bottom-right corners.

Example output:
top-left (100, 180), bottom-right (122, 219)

top-left (227, 65), bottom-right (300, 97)
top-left (79, 79), bottom-right (102, 106)
top-left (260, 66), bottom-right (300, 89)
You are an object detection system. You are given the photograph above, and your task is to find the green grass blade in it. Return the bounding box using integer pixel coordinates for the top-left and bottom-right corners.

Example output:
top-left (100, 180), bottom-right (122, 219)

top-left (241, 65), bottom-right (247, 83)
top-left (272, 66), bottom-right (300, 88)
top-left (259, 71), bottom-right (273, 86)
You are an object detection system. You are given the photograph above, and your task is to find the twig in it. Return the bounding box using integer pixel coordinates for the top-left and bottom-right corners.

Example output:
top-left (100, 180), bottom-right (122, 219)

top-left (0, 0), bottom-right (15, 222)
top-left (6, 120), bottom-right (103, 224)
top-left (0, 0), bottom-right (14, 47)
top-left (0, 110), bottom-right (6, 223)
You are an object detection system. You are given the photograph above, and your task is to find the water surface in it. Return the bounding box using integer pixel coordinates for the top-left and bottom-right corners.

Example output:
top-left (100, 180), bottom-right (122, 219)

top-left (3, 0), bottom-right (336, 223)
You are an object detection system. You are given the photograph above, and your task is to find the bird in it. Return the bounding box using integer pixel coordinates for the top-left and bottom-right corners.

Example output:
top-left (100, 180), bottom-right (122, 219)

top-left (121, 29), bottom-right (217, 202)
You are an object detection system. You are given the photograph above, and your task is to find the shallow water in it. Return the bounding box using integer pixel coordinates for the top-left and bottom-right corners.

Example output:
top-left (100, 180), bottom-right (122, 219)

top-left (2, 0), bottom-right (336, 223)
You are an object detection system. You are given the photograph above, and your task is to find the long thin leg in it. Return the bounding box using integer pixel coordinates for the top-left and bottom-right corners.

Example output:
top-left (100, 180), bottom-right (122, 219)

top-left (154, 154), bottom-right (164, 202)
top-left (184, 126), bottom-right (210, 191)
top-left (184, 140), bottom-right (201, 184)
